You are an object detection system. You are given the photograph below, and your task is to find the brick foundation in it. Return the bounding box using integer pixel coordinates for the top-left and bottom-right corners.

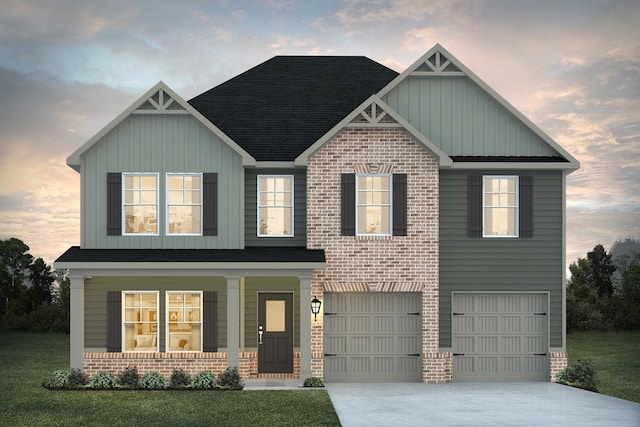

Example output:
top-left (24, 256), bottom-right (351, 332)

top-left (83, 352), bottom-right (228, 378)
top-left (549, 351), bottom-right (568, 382)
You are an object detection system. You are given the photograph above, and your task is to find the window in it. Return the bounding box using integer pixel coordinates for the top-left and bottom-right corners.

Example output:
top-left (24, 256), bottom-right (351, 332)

top-left (167, 174), bottom-right (202, 235)
top-left (123, 173), bottom-right (158, 235)
top-left (356, 174), bottom-right (391, 235)
top-left (483, 176), bottom-right (518, 237)
top-left (257, 175), bottom-right (294, 237)
top-left (123, 292), bottom-right (158, 352)
top-left (167, 292), bottom-right (202, 352)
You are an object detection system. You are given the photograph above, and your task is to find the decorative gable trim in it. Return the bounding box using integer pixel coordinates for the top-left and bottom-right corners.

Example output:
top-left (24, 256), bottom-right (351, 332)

top-left (295, 95), bottom-right (452, 167)
top-left (377, 44), bottom-right (579, 171)
top-left (66, 82), bottom-right (255, 172)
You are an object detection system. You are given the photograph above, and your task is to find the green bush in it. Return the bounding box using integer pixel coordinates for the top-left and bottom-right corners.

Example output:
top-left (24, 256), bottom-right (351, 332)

top-left (170, 368), bottom-right (191, 388)
top-left (42, 370), bottom-right (69, 389)
top-left (117, 365), bottom-right (140, 388)
top-left (217, 366), bottom-right (244, 390)
top-left (190, 371), bottom-right (218, 389)
top-left (303, 377), bottom-right (324, 387)
top-left (67, 368), bottom-right (89, 387)
top-left (557, 359), bottom-right (597, 392)
top-left (140, 371), bottom-right (169, 389)
top-left (89, 371), bottom-right (118, 389)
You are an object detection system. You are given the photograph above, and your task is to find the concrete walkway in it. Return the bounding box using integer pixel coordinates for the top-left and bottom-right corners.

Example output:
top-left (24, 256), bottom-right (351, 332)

top-left (326, 382), bottom-right (640, 427)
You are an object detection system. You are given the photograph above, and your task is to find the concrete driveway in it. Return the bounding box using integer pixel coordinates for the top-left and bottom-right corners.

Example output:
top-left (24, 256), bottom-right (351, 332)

top-left (326, 382), bottom-right (640, 427)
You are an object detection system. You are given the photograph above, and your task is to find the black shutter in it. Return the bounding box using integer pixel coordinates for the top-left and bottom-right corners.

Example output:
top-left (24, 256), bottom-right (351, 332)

top-left (107, 173), bottom-right (122, 236)
top-left (106, 291), bottom-right (122, 352)
top-left (468, 175), bottom-right (483, 238)
top-left (341, 174), bottom-right (356, 236)
top-left (203, 173), bottom-right (218, 236)
top-left (392, 174), bottom-right (407, 236)
top-left (519, 176), bottom-right (534, 238)
top-left (203, 291), bottom-right (218, 352)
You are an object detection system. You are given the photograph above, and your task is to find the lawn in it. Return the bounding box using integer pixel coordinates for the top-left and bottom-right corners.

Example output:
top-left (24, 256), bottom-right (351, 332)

top-left (0, 332), bottom-right (341, 427)
top-left (566, 329), bottom-right (640, 403)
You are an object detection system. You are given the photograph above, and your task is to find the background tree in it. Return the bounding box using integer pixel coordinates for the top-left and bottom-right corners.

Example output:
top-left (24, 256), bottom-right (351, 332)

top-left (587, 244), bottom-right (616, 297)
top-left (28, 258), bottom-right (55, 310)
top-left (0, 238), bottom-right (34, 314)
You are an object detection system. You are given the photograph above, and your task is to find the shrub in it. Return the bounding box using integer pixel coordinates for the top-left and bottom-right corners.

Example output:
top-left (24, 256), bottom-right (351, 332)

top-left (140, 371), bottom-right (169, 389)
top-left (67, 368), bottom-right (89, 388)
top-left (303, 377), bottom-right (324, 387)
top-left (217, 366), bottom-right (244, 390)
top-left (42, 370), bottom-right (69, 389)
top-left (557, 359), bottom-right (597, 392)
top-left (89, 371), bottom-right (118, 389)
top-left (190, 371), bottom-right (218, 389)
top-left (117, 365), bottom-right (140, 388)
top-left (170, 368), bottom-right (191, 388)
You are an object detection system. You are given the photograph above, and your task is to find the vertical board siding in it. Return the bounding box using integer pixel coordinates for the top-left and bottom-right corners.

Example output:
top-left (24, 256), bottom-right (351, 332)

top-left (244, 169), bottom-right (307, 246)
top-left (439, 170), bottom-right (564, 348)
top-left (382, 77), bottom-right (558, 157)
top-left (84, 277), bottom-right (228, 350)
top-left (81, 115), bottom-right (243, 249)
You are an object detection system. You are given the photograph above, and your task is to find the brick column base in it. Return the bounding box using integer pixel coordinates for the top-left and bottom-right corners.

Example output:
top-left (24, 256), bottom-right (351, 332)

top-left (423, 352), bottom-right (452, 383)
top-left (549, 351), bottom-right (568, 382)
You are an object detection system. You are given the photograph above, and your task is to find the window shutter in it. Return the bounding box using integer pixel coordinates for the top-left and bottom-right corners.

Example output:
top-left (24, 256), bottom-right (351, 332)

top-left (392, 173), bottom-right (407, 236)
top-left (203, 291), bottom-right (218, 352)
top-left (106, 291), bottom-right (122, 352)
top-left (519, 176), bottom-right (534, 238)
top-left (468, 175), bottom-right (483, 238)
top-left (341, 173), bottom-right (356, 236)
top-left (203, 173), bottom-right (218, 236)
top-left (107, 173), bottom-right (122, 236)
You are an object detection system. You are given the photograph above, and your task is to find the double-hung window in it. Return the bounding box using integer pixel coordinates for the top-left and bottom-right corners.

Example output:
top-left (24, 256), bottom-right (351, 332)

top-left (167, 292), bottom-right (202, 352)
top-left (167, 174), bottom-right (202, 235)
top-left (257, 175), bottom-right (294, 237)
top-left (123, 291), bottom-right (159, 352)
top-left (483, 176), bottom-right (518, 237)
top-left (356, 174), bottom-right (392, 236)
top-left (123, 173), bottom-right (158, 235)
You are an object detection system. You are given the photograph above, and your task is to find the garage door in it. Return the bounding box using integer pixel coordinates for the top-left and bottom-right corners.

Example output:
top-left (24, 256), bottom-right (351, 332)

top-left (452, 293), bottom-right (549, 381)
top-left (324, 293), bottom-right (422, 382)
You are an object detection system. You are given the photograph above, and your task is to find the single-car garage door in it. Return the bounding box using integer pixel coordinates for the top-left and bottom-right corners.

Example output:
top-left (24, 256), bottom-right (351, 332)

top-left (323, 292), bottom-right (422, 382)
top-left (452, 293), bottom-right (549, 381)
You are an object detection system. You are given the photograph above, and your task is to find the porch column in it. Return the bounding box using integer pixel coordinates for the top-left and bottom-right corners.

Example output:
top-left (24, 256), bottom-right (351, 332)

top-left (69, 275), bottom-right (85, 371)
top-left (226, 276), bottom-right (241, 369)
top-left (299, 275), bottom-right (313, 381)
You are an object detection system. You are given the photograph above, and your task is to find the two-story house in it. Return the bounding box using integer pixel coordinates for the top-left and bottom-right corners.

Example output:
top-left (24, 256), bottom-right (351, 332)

top-left (55, 44), bottom-right (579, 383)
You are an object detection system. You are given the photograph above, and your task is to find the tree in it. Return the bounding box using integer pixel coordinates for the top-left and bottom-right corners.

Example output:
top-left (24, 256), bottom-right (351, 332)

top-left (587, 244), bottom-right (616, 297)
top-left (28, 258), bottom-right (55, 310)
top-left (567, 257), bottom-right (605, 331)
top-left (0, 238), bottom-right (34, 314)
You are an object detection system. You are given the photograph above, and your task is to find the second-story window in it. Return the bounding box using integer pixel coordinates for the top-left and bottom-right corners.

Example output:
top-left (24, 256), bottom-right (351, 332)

top-left (167, 174), bottom-right (202, 235)
top-left (357, 174), bottom-right (392, 236)
top-left (483, 176), bottom-right (519, 237)
top-left (123, 173), bottom-right (158, 235)
top-left (257, 175), bottom-right (294, 237)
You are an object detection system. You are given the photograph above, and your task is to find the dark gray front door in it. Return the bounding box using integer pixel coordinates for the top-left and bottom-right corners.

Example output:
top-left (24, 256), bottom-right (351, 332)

top-left (258, 292), bottom-right (293, 373)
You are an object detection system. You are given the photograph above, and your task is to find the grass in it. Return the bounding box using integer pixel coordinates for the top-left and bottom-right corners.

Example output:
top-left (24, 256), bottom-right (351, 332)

top-left (0, 332), bottom-right (341, 427)
top-left (566, 329), bottom-right (640, 403)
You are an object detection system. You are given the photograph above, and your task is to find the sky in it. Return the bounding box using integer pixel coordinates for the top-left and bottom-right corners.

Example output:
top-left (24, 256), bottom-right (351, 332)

top-left (0, 0), bottom-right (638, 270)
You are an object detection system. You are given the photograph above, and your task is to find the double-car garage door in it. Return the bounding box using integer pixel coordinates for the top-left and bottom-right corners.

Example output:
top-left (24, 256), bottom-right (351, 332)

top-left (323, 292), bottom-right (550, 382)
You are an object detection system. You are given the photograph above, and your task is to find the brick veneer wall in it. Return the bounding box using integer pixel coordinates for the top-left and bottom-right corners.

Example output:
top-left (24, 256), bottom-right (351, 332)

top-left (549, 351), bottom-right (568, 382)
top-left (307, 127), bottom-right (450, 382)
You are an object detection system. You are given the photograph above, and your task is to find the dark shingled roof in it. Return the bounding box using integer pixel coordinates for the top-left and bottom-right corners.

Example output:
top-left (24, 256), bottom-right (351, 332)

top-left (451, 156), bottom-right (568, 162)
top-left (56, 246), bottom-right (325, 264)
top-left (188, 56), bottom-right (398, 161)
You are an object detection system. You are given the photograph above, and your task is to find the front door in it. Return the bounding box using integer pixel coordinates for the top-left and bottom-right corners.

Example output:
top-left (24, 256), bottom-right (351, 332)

top-left (258, 293), bottom-right (294, 373)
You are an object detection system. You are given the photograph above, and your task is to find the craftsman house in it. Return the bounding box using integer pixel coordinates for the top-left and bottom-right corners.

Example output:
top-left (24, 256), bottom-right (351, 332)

top-left (55, 44), bottom-right (579, 383)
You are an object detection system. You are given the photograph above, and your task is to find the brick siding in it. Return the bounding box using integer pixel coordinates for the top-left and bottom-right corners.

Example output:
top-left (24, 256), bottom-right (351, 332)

top-left (549, 351), bottom-right (568, 382)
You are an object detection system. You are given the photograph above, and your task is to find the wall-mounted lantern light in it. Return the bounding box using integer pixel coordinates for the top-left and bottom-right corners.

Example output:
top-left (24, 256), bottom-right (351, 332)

top-left (311, 296), bottom-right (322, 321)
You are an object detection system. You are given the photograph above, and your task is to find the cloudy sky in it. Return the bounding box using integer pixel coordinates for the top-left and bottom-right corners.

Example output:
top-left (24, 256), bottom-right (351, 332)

top-left (0, 0), bottom-right (638, 269)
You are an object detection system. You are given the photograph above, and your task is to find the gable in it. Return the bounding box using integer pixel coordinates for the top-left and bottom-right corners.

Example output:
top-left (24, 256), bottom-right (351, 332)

top-left (378, 45), bottom-right (579, 170)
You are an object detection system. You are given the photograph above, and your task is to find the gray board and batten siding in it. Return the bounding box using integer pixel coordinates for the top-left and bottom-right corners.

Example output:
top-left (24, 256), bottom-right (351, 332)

top-left (244, 169), bottom-right (307, 247)
top-left (81, 114), bottom-right (244, 250)
top-left (382, 76), bottom-right (560, 158)
top-left (438, 169), bottom-right (564, 349)
top-left (83, 276), bottom-right (228, 351)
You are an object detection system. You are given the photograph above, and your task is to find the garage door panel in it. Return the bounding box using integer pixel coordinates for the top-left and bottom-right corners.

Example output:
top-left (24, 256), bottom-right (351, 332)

top-left (324, 292), bottom-right (422, 383)
top-left (453, 293), bottom-right (549, 382)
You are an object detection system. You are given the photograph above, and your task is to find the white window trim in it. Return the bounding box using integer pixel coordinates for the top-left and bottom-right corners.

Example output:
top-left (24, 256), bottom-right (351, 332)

top-left (257, 175), bottom-right (295, 238)
top-left (356, 173), bottom-right (393, 237)
top-left (482, 175), bottom-right (519, 238)
top-left (122, 172), bottom-right (159, 236)
top-left (166, 291), bottom-right (203, 353)
top-left (165, 173), bottom-right (203, 237)
top-left (122, 291), bottom-right (159, 353)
